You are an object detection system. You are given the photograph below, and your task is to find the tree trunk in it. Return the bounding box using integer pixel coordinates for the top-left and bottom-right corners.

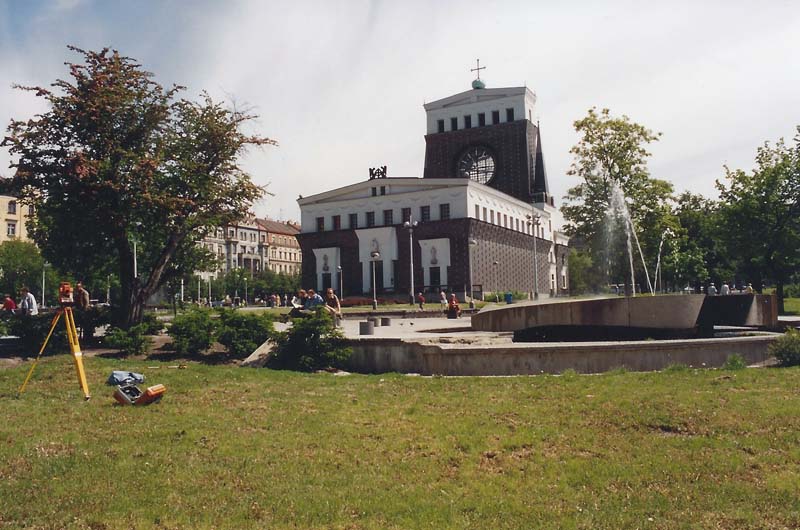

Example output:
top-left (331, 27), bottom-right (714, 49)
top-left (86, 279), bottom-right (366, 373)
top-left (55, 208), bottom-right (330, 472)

top-left (776, 282), bottom-right (785, 315)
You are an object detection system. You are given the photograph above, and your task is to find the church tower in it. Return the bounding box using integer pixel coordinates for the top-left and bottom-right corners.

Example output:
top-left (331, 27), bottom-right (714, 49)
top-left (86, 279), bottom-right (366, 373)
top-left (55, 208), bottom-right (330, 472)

top-left (422, 67), bottom-right (552, 207)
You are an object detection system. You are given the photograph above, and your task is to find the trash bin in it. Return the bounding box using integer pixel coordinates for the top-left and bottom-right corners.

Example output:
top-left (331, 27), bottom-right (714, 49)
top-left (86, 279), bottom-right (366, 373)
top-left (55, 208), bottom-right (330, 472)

top-left (505, 292), bottom-right (513, 304)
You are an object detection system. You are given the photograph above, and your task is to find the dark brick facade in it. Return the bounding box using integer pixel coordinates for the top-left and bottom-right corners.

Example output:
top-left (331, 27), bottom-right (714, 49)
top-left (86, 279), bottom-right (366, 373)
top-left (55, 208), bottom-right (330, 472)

top-left (423, 120), bottom-right (547, 204)
top-left (297, 218), bottom-right (565, 301)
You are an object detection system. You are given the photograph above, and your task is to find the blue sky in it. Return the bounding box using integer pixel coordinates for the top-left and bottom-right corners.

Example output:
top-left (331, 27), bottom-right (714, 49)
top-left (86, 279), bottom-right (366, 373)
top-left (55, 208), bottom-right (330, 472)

top-left (1, 0), bottom-right (799, 223)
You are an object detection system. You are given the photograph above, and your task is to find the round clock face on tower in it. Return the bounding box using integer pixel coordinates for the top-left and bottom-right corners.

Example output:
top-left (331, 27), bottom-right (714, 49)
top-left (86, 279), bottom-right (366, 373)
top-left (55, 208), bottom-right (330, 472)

top-left (457, 146), bottom-right (496, 184)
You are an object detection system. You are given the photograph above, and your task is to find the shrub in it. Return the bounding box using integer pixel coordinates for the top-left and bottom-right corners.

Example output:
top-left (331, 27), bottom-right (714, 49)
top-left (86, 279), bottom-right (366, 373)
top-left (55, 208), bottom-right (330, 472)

top-left (664, 363), bottom-right (689, 373)
top-left (216, 309), bottom-right (274, 358)
top-left (169, 307), bottom-right (216, 355)
top-left (139, 312), bottom-right (164, 335)
top-left (268, 310), bottom-right (351, 371)
top-left (104, 324), bottom-right (152, 356)
top-left (769, 328), bottom-right (800, 366)
top-left (7, 312), bottom-right (68, 354)
top-left (722, 354), bottom-right (747, 370)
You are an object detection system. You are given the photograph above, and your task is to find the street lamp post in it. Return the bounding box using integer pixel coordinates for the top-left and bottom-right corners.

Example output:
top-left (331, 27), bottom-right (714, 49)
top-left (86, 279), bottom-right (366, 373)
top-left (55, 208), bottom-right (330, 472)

top-left (337, 265), bottom-right (343, 302)
top-left (370, 251), bottom-right (380, 310)
top-left (527, 213), bottom-right (542, 300)
top-left (468, 239), bottom-right (478, 308)
top-left (493, 260), bottom-right (500, 303)
top-left (244, 276), bottom-right (248, 306)
top-left (403, 216), bottom-right (418, 305)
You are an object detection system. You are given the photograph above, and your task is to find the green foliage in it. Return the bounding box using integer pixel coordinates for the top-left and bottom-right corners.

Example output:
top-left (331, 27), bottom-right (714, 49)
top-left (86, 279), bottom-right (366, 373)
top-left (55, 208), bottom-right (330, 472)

top-left (664, 363), bottom-right (690, 373)
top-left (139, 312), bottom-right (164, 335)
top-left (716, 130), bottom-right (800, 312)
top-left (782, 284), bottom-right (800, 299)
top-left (7, 313), bottom-right (67, 354)
top-left (2, 46), bottom-right (274, 327)
top-left (216, 309), bottom-right (274, 358)
top-left (168, 307), bottom-right (217, 355)
top-left (0, 240), bottom-right (61, 301)
top-left (268, 310), bottom-right (350, 371)
top-left (74, 306), bottom-right (113, 342)
top-left (104, 324), bottom-right (152, 356)
top-left (568, 248), bottom-right (604, 294)
top-left (562, 107), bottom-right (678, 290)
top-left (769, 328), bottom-right (800, 366)
top-left (722, 354), bottom-right (747, 370)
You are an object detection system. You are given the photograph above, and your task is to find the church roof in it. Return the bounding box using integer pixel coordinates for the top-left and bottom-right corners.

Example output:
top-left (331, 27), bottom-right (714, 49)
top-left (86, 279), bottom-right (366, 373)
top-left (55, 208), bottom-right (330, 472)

top-left (423, 86), bottom-right (534, 111)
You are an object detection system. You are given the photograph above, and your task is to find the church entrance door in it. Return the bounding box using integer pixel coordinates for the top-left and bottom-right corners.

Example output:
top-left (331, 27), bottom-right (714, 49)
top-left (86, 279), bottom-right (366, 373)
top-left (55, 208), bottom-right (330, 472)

top-left (321, 273), bottom-right (332, 292)
top-left (371, 261), bottom-right (385, 294)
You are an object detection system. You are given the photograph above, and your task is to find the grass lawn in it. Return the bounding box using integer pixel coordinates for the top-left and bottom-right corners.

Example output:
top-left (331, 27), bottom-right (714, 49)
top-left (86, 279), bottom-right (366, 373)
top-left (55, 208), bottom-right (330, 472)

top-left (783, 297), bottom-right (800, 315)
top-left (2, 357), bottom-right (799, 529)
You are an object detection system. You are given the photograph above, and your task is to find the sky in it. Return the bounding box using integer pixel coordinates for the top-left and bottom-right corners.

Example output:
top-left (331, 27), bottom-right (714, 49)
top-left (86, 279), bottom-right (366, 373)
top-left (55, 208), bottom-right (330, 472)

top-left (1, 0), bottom-right (798, 226)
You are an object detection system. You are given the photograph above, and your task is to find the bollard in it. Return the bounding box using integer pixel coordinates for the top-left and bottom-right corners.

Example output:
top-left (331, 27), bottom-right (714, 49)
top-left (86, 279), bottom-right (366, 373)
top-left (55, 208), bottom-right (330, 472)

top-left (359, 321), bottom-right (375, 335)
top-left (380, 317), bottom-right (391, 327)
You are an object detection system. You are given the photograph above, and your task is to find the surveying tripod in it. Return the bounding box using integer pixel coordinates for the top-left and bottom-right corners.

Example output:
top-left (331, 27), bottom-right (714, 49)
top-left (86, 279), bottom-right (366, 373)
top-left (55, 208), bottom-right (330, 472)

top-left (18, 282), bottom-right (91, 400)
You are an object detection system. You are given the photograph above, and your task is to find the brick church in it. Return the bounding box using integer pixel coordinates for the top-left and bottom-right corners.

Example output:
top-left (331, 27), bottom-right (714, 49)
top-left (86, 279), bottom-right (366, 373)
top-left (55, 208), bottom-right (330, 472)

top-left (296, 71), bottom-right (569, 301)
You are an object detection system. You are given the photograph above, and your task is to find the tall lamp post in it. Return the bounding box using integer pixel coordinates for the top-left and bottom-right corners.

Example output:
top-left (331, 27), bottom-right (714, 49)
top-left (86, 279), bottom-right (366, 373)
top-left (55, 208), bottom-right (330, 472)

top-left (527, 213), bottom-right (541, 300)
top-left (370, 251), bottom-right (380, 310)
top-left (468, 239), bottom-right (478, 308)
top-left (337, 265), bottom-right (343, 302)
top-left (244, 276), bottom-right (248, 306)
top-left (493, 260), bottom-right (500, 303)
top-left (403, 216), bottom-right (418, 305)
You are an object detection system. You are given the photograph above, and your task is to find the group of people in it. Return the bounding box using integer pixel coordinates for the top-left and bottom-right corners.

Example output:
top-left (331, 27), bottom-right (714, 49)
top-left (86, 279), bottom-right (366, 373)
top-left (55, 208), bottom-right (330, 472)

top-left (1, 282), bottom-right (90, 317)
top-left (707, 282), bottom-right (754, 296)
top-left (289, 287), bottom-right (342, 322)
top-left (416, 290), bottom-right (462, 318)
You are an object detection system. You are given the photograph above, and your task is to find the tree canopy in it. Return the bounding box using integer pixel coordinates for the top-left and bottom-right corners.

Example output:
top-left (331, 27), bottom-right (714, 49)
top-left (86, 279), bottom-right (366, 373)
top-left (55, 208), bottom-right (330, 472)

top-left (2, 46), bottom-right (275, 325)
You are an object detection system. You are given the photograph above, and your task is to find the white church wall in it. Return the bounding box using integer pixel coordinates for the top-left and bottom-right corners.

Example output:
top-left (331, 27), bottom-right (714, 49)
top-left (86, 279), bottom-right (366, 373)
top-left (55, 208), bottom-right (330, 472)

top-left (355, 227), bottom-right (398, 293)
top-left (424, 87), bottom-right (537, 134)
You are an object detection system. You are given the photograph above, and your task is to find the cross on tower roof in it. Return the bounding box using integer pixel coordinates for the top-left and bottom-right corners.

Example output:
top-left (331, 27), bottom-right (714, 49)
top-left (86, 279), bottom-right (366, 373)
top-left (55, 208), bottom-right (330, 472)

top-left (470, 58), bottom-right (486, 80)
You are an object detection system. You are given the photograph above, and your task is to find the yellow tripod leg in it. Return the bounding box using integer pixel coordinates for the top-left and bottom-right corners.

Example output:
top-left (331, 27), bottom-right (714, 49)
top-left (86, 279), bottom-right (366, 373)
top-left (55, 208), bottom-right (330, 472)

top-left (18, 310), bottom-right (63, 397)
top-left (65, 308), bottom-right (91, 400)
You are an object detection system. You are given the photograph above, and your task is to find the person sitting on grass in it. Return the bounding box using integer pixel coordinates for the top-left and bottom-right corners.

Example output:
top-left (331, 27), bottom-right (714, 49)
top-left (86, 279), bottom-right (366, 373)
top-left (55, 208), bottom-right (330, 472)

top-left (447, 293), bottom-right (461, 319)
top-left (2, 293), bottom-right (16, 314)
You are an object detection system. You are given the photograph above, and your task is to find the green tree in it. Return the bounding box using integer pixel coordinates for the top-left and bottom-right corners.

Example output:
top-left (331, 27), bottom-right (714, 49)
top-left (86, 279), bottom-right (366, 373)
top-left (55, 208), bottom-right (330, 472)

top-left (562, 108), bottom-right (676, 291)
top-left (2, 47), bottom-right (275, 326)
top-left (0, 240), bottom-right (60, 302)
top-left (716, 130), bottom-right (800, 312)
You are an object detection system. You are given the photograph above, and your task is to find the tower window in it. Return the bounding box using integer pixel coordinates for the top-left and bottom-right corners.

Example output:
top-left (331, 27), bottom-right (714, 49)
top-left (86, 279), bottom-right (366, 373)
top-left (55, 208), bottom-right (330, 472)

top-left (439, 203), bottom-right (450, 220)
top-left (332, 215), bottom-right (341, 230)
top-left (349, 213), bottom-right (358, 229)
top-left (383, 209), bottom-right (394, 226)
top-left (464, 115), bottom-right (472, 129)
top-left (478, 113), bottom-right (485, 127)
top-left (316, 217), bottom-right (325, 232)
top-left (490, 210), bottom-right (495, 224)
top-left (420, 205), bottom-right (431, 222)
top-left (474, 205), bottom-right (479, 218)
top-left (366, 211), bottom-right (376, 227)
top-left (482, 207), bottom-right (487, 221)
top-left (450, 117), bottom-right (458, 131)
top-left (492, 110), bottom-right (500, 124)
top-left (401, 207), bottom-right (411, 223)
top-left (437, 119), bottom-right (445, 133)
top-left (506, 108), bottom-right (515, 122)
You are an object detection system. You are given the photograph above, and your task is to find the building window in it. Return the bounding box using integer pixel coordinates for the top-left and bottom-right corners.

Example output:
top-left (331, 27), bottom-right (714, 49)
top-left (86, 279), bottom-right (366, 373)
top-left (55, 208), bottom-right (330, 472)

top-left (464, 115), bottom-right (472, 129)
top-left (503, 214), bottom-right (508, 227)
top-left (420, 205), bottom-right (430, 222)
top-left (316, 217), bottom-right (325, 232)
top-left (478, 113), bottom-right (486, 127)
top-left (516, 218), bottom-right (520, 231)
top-left (332, 215), bottom-right (341, 230)
top-left (7, 201), bottom-right (16, 214)
top-left (450, 117), bottom-right (458, 131)
top-left (439, 203), bottom-right (450, 220)
top-left (28, 205), bottom-right (34, 216)
top-left (349, 213), bottom-right (358, 229)
top-left (401, 207), bottom-right (411, 223)
top-left (6, 222), bottom-right (16, 237)
top-left (366, 211), bottom-right (376, 227)
top-left (380, 186), bottom-right (386, 196)
top-left (506, 107), bottom-right (515, 122)
top-left (437, 119), bottom-right (445, 133)
top-left (492, 110), bottom-right (500, 124)
top-left (482, 207), bottom-right (487, 221)
top-left (371, 187), bottom-right (377, 197)
top-left (383, 209), bottom-right (393, 225)
top-left (229, 229), bottom-right (235, 238)
top-left (490, 210), bottom-right (494, 224)
top-left (474, 205), bottom-right (479, 218)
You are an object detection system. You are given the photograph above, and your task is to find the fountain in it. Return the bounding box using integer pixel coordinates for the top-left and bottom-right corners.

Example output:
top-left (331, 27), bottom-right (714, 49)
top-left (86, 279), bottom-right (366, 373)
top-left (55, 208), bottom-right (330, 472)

top-left (605, 181), bottom-right (653, 295)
